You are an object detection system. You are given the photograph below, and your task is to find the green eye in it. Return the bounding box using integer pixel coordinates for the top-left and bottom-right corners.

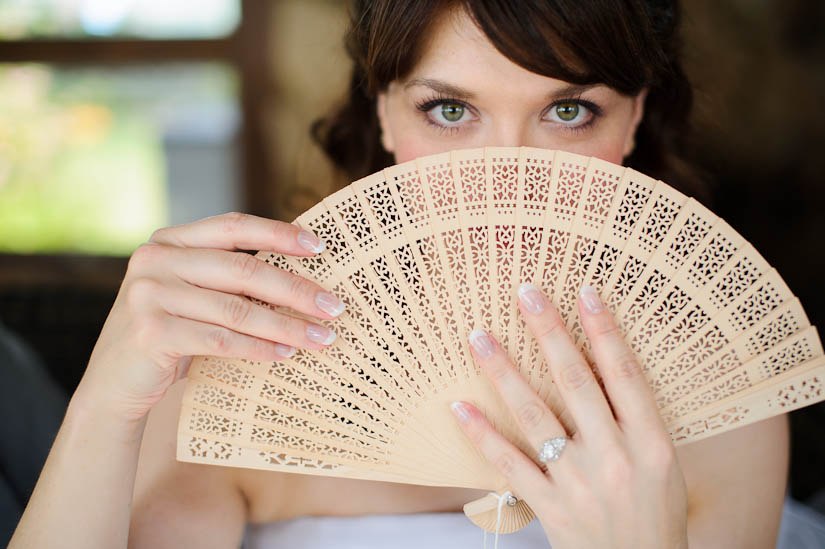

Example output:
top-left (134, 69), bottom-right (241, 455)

top-left (441, 103), bottom-right (464, 122)
top-left (555, 103), bottom-right (579, 122)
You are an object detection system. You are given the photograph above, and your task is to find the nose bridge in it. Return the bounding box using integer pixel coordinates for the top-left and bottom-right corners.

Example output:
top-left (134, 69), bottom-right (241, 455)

top-left (488, 115), bottom-right (532, 148)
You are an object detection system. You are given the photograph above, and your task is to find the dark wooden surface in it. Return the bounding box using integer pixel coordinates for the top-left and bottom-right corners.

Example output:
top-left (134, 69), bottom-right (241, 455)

top-left (0, 253), bottom-right (128, 290)
top-left (0, 38), bottom-right (233, 62)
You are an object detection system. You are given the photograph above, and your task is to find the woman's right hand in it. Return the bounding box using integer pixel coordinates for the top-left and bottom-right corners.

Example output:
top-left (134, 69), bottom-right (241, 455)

top-left (73, 212), bottom-right (344, 423)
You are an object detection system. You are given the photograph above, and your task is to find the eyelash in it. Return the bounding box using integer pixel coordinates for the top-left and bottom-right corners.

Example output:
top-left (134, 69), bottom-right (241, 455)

top-left (414, 94), bottom-right (468, 135)
top-left (414, 93), bottom-right (603, 136)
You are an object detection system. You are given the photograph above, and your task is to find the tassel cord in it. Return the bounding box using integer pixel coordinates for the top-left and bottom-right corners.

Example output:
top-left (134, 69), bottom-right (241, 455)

top-left (482, 490), bottom-right (512, 549)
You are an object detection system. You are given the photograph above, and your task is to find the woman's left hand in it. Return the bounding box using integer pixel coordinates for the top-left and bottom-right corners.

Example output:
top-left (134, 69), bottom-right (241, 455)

top-left (450, 284), bottom-right (689, 549)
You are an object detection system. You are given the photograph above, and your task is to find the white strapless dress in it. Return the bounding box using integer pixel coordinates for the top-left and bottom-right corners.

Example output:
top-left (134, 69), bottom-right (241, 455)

top-left (242, 510), bottom-right (550, 549)
top-left (242, 495), bottom-right (825, 548)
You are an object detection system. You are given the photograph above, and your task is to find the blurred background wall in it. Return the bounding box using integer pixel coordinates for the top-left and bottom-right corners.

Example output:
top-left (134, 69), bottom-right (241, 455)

top-left (0, 0), bottom-right (823, 515)
top-left (683, 0), bottom-right (825, 507)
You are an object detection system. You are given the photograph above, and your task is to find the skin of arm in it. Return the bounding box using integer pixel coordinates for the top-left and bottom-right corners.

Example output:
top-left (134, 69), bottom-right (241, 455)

top-left (128, 379), bottom-right (248, 548)
top-left (678, 413), bottom-right (790, 548)
top-left (8, 390), bottom-right (146, 549)
top-left (9, 213), bottom-right (335, 549)
top-left (8, 379), bottom-right (248, 549)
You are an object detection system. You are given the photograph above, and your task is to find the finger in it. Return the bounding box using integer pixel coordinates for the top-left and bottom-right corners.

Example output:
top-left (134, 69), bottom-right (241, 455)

top-left (162, 316), bottom-right (297, 364)
top-left (517, 283), bottom-right (618, 444)
top-left (578, 285), bottom-right (667, 437)
top-left (162, 281), bottom-right (337, 350)
top-left (450, 400), bottom-right (553, 510)
top-left (468, 329), bottom-right (568, 453)
top-left (149, 211), bottom-right (326, 256)
top-left (134, 245), bottom-right (345, 321)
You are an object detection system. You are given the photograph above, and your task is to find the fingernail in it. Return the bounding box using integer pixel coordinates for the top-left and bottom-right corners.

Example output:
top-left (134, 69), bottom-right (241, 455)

top-left (517, 283), bottom-right (545, 315)
top-left (273, 343), bottom-right (295, 358)
top-left (306, 324), bottom-right (336, 345)
top-left (451, 401), bottom-right (471, 424)
top-left (297, 230), bottom-right (326, 253)
top-left (469, 329), bottom-right (495, 358)
top-left (315, 291), bottom-right (345, 317)
top-left (580, 285), bottom-right (604, 314)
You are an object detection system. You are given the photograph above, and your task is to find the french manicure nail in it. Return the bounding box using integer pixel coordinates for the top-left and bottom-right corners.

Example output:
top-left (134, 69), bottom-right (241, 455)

top-left (451, 401), bottom-right (471, 424)
top-left (518, 283), bottom-right (545, 315)
top-left (297, 230), bottom-right (326, 254)
top-left (580, 285), bottom-right (604, 314)
top-left (273, 343), bottom-right (295, 358)
top-left (469, 329), bottom-right (495, 358)
top-left (315, 291), bottom-right (345, 317)
top-left (306, 324), bottom-right (336, 345)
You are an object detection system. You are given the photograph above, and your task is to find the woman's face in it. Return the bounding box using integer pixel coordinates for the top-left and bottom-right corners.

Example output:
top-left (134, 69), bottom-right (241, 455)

top-left (377, 7), bottom-right (647, 164)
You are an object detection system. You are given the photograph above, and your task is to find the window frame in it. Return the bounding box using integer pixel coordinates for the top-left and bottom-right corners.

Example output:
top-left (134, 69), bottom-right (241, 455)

top-left (0, 0), bottom-right (276, 287)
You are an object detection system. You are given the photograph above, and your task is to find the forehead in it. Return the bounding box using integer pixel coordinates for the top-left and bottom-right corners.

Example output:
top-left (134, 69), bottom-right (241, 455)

top-left (403, 5), bottom-right (571, 96)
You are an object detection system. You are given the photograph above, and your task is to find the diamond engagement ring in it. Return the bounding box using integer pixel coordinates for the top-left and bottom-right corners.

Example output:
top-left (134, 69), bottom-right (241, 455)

top-left (538, 436), bottom-right (568, 463)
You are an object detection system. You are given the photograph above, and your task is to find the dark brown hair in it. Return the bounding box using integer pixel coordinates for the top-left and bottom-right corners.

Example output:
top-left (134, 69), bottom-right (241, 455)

top-left (311, 0), bottom-right (707, 202)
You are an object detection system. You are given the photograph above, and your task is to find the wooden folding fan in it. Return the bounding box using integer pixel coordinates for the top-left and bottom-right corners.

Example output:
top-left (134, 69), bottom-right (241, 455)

top-left (176, 147), bottom-right (824, 534)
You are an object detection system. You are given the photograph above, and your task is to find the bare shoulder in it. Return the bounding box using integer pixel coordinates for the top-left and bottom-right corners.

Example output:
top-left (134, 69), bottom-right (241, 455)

top-left (675, 414), bottom-right (790, 548)
top-left (129, 379), bottom-right (249, 548)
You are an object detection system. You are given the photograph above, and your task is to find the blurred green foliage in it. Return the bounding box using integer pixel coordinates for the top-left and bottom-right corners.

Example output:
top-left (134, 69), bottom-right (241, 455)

top-left (0, 64), bottom-right (168, 255)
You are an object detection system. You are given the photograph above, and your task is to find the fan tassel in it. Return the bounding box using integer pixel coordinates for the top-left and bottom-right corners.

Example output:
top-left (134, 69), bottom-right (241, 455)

top-left (464, 489), bottom-right (536, 543)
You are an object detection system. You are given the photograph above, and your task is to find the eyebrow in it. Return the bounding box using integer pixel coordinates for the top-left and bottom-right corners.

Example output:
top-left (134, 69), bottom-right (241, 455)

top-left (404, 78), bottom-right (476, 99)
top-left (546, 83), bottom-right (602, 99)
top-left (404, 78), bottom-right (602, 101)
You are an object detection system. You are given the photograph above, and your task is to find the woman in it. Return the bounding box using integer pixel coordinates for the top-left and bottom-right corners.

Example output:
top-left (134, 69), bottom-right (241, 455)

top-left (10, 1), bottom-right (789, 547)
